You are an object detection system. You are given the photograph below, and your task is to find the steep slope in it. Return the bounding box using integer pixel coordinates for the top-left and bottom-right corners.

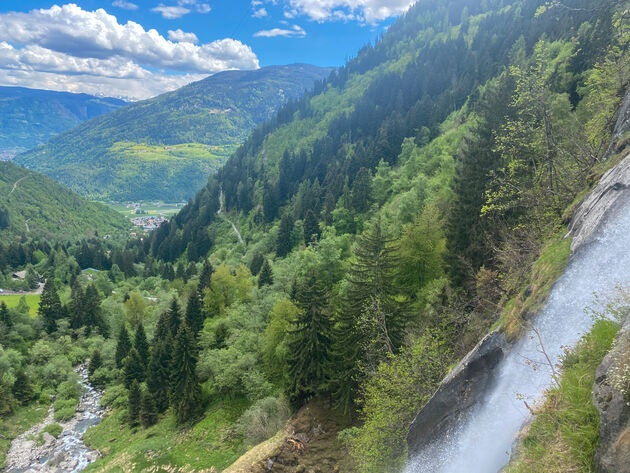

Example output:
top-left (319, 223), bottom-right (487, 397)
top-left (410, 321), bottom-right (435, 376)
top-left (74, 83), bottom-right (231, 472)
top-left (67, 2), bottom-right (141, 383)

top-left (0, 86), bottom-right (125, 159)
top-left (15, 64), bottom-right (332, 202)
top-left (0, 161), bottom-right (130, 240)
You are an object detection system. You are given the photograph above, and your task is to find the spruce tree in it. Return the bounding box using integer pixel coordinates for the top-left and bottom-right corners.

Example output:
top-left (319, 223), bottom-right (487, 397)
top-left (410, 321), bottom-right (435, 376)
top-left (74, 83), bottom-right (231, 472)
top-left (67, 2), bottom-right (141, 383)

top-left (258, 259), bottom-right (274, 288)
top-left (123, 347), bottom-right (145, 388)
top-left (276, 214), bottom-right (294, 257)
top-left (185, 291), bottom-right (204, 337)
top-left (0, 301), bottom-right (11, 328)
top-left (286, 273), bottom-right (332, 406)
top-left (12, 369), bottom-right (34, 404)
top-left (134, 323), bottom-right (150, 365)
top-left (88, 349), bottom-right (102, 377)
top-left (140, 391), bottom-right (158, 428)
top-left (331, 217), bottom-right (407, 411)
top-left (303, 209), bottom-right (321, 246)
top-left (166, 298), bottom-right (181, 337)
top-left (84, 284), bottom-right (106, 336)
top-left (38, 279), bottom-right (63, 334)
top-left (68, 279), bottom-right (85, 330)
top-left (146, 339), bottom-right (172, 413)
top-left (115, 326), bottom-right (132, 368)
top-left (170, 322), bottom-right (202, 424)
top-left (197, 260), bottom-right (214, 292)
top-left (249, 252), bottom-right (264, 276)
top-left (128, 380), bottom-right (141, 427)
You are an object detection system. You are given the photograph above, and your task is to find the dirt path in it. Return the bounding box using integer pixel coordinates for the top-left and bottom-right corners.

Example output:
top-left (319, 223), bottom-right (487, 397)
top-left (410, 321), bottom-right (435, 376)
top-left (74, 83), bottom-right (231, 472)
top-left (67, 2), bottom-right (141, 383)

top-left (9, 176), bottom-right (27, 196)
top-left (217, 188), bottom-right (244, 244)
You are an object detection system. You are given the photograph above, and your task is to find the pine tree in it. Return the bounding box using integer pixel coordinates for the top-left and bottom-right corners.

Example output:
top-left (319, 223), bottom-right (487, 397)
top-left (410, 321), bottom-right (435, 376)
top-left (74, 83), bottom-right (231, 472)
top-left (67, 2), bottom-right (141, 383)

top-left (258, 259), bottom-right (274, 288)
top-left (146, 339), bottom-right (172, 413)
top-left (185, 291), bottom-right (204, 336)
top-left (12, 369), bottom-right (34, 404)
top-left (197, 260), bottom-right (214, 292)
top-left (276, 214), bottom-right (294, 257)
top-left (303, 209), bottom-right (321, 246)
top-left (140, 391), bottom-right (158, 428)
top-left (153, 312), bottom-right (170, 345)
top-left (166, 298), bottom-right (181, 337)
top-left (38, 279), bottom-right (63, 334)
top-left (115, 326), bottom-right (132, 368)
top-left (128, 380), bottom-right (141, 427)
top-left (84, 284), bottom-right (106, 336)
top-left (88, 349), bottom-right (102, 377)
top-left (351, 167), bottom-right (373, 213)
top-left (286, 273), bottom-right (332, 407)
top-left (134, 323), bottom-right (150, 365)
top-left (249, 252), bottom-right (264, 276)
top-left (123, 347), bottom-right (145, 388)
top-left (170, 322), bottom-right (202, 424)
top-left (69, 279), bottom-right (85, 330)
top-left (0, 301), bottom-right (11, 328)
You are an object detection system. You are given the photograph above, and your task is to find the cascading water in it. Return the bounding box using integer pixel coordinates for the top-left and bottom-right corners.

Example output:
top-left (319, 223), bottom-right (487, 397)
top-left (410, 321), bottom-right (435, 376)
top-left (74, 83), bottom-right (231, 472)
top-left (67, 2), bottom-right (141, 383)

top-left (406, 189), bottom-right (630, 473)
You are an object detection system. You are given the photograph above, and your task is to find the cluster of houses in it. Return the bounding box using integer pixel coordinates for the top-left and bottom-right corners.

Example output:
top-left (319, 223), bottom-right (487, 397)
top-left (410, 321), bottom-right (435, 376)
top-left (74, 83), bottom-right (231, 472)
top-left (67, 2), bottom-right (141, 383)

top-left (130, 215), bottom-right (167, 232)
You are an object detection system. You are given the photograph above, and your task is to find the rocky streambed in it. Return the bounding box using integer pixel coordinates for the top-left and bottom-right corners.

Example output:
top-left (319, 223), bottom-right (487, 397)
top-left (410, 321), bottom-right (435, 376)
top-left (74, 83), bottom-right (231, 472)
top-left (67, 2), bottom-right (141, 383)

top-left (4, 364), bottom-right (103, 473)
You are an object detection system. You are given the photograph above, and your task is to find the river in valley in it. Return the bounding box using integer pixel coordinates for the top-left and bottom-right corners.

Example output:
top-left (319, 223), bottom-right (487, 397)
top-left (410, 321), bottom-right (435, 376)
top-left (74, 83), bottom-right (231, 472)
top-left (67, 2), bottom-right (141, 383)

top-left (4, 365), bottom-right (103, 473)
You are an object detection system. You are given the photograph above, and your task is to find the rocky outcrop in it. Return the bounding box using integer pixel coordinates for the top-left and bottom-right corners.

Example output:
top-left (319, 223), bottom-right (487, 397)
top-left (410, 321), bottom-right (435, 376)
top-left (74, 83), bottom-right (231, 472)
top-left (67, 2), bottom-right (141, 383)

top-left (566, 152), bottom-right (630, 252)
top-left (592, 314), bottom-right (630, 473)
top-left (604, 86), bottom-right (630, 160)
top-left (406, 330), bottom-right (508, 455)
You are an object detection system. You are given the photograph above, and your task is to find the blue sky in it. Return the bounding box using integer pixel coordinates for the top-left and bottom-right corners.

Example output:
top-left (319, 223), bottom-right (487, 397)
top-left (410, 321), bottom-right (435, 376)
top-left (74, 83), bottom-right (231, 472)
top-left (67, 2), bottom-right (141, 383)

top-left (0, 0), bottom-right (412, 99)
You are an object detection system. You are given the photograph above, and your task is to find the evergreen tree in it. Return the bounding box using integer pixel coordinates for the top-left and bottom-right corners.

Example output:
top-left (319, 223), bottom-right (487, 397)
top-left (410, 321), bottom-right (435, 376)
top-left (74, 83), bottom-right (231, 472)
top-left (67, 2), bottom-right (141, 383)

top-left (84, 284), bottom-right (106, 336)
top-left (153, 312), bottom-right (170, 345)
top-left (134, 323), bottom-right (150, 365)
top-left (170, 322), bottom-right (202, 424)
top-left (351, 167), bottom-right (373, 213)
top-left (68, 279), bottom-right (85, 330)
top-left (331, 217), bottom-right (407, 411)
top-left (38, 279), bottom-right (63, 334)
top-left (276, 214), bottom-right (294, 257)
top-left (0, 301), bottom-right (11, 328)
top-left (166, 298), bottom-right (181, 337)
top-left (88, 349), bottom-right (102, 377)
top-left (123, 347), bottom-right (145, 388)
top-left (197, 260), bottom-right (214, 292)
top-left (185, 291), bottom-right (204, 336)
top-left (128, 380), bottom-right (141, 427)
top-left (140, 391), bottom-right (158, 428)
top-left (146, 339), bottom-right (172, 413)
top-left (249, 252), bottom-right (264, 276)
top-left (12, 369), bottom-right (34, 404)
top-left (286, 273), bottom-right (332, 407)
top-left (115, 326), bottom-right (132, 368)
top-left (258, 259), bottom-right (274, 288)
top-left (303, 209), bottom-right (321, 245)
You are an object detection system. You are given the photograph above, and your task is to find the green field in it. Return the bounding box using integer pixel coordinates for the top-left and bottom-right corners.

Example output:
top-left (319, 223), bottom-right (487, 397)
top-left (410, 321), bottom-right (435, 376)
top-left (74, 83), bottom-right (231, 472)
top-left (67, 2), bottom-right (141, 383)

top-left (0, 294), bottom-right (40, 316)
top-left (110, 142), bottom-right (236, 163)
top-left (101, 201), bottom-right (185, 219)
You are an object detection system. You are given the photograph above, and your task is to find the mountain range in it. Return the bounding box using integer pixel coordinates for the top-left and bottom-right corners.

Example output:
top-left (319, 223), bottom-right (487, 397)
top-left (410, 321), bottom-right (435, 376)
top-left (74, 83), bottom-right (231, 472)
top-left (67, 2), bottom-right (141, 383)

top-left (15, 64), bottom-right (332, 202)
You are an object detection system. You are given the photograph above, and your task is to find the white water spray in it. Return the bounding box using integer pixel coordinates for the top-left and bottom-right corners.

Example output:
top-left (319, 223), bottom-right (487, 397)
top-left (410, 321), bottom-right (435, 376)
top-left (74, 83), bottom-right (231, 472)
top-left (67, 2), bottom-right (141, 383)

top-left (406, 198), bottom-right (630, 473)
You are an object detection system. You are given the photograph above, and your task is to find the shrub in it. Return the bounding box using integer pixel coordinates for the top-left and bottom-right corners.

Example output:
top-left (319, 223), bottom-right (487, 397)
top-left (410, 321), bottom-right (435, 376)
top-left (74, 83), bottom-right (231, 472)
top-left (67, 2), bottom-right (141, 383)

top-left (237, 396), bottom-right (290, 447)
top-left (101, 384), bottom-right (128, 409)
top-left (42, 423), bottom-right (63, 438)
top-left (54, 406), bottom-right (76, 421)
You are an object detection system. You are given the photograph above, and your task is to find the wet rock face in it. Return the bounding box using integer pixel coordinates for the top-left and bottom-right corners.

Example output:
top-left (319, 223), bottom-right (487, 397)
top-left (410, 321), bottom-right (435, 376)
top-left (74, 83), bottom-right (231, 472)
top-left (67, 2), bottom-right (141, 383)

top-left (592, 315), bottom-right (630, 473)
top-left (406, 330), bottom-right (508, 456)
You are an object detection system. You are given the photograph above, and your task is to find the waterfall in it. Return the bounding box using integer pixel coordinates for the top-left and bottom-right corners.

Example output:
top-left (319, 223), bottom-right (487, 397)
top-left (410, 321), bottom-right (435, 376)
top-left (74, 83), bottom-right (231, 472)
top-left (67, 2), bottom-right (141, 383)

top-left (406, 184), bottom-right (630, 473)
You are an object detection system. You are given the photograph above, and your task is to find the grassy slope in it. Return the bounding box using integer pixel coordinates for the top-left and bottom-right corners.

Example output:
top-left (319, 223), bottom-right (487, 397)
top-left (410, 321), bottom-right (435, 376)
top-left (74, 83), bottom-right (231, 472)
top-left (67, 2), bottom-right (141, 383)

top-left (84, 398), bottom-right (248, 473)
top-left (15, 65), bottom-right (331, 201)
top-left (0, 294), bottom-right (40, 316)
top-left (506, 319), bottom-right (619, 473)
top-left (0, 403), bottom-right (49, 468)
top-left (0, 161), bottom-right (130, 240)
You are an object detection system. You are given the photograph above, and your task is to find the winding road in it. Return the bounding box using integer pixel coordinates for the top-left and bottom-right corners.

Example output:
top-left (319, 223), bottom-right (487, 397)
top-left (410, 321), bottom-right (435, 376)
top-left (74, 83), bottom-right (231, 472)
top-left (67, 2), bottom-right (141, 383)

top-left (9, 175), bottom-right (27, 196)
top-left (217, 188), bottom-right (244, 244)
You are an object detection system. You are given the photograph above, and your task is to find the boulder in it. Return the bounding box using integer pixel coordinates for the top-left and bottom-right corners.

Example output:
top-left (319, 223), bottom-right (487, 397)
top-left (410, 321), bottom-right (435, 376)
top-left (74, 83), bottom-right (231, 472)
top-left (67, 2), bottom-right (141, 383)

top-left (407, 330), bottom-right (508, 455)
top-left (592, 314), bottom-right (630, 473)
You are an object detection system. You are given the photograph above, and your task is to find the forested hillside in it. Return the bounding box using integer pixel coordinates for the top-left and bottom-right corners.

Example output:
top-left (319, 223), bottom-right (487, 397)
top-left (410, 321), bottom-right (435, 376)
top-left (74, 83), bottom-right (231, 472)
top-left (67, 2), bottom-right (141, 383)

top-left (2, 1), bottom-right (630, 473)
top-left (0, 161), bottom-right (130, 240)
top-left (15, 64), bottom-right (331, 202)
top-left (0, 86), bottom-right (124, 158)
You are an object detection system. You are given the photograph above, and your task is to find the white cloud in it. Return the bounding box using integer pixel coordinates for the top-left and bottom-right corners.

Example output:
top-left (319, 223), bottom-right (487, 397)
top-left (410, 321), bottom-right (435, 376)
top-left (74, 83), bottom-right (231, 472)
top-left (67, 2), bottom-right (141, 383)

top-left (112, 0), bottom-right (138, 10)
top-left (254, 24), bottom-right (306, 37)
top-left (196, 3), bottom-right (211, 13)
top-left (252, 7), bottom-right (268, 18)
top-left (168, 29), bottom-right (199, 43)
top-left (151, 5), bottom-right (190, 19)
top-left (285, 0), bottom-right (414, 23)
top-left (0, 4), bottom-right (260, 100)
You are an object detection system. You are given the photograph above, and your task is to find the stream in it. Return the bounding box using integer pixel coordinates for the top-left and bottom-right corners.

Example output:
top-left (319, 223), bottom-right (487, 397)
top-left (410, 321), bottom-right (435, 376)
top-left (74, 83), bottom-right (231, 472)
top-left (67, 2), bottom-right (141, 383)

top-left (4, 364), bottom-right (103, 473)
top-left (405, 186), bottom-right (630, 472)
